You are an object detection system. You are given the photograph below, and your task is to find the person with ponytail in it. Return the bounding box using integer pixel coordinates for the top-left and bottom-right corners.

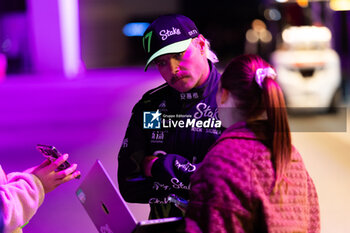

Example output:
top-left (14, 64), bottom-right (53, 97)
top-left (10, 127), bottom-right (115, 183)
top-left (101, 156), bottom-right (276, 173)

top-left (184, 54), bottom-right (320, 232)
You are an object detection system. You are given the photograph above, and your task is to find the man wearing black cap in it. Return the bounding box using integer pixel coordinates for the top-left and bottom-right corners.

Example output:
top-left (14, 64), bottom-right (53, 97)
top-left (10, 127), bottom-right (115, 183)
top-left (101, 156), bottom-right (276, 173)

top-left (118, 14), bottom-right (222, 219)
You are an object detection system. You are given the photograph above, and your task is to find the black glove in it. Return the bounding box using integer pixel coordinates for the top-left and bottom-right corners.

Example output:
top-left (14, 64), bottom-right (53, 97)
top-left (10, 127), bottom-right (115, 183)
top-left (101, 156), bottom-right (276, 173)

top-left (151, 153), bottom-right (197, 192)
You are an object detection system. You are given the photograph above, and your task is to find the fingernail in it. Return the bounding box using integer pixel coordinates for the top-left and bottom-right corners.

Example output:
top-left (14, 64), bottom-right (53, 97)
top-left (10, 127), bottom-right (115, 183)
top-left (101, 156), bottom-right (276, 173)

top-left (75, 171), bottom-right (81, 179)
top-left (64, 154), bottom-right (69, 159)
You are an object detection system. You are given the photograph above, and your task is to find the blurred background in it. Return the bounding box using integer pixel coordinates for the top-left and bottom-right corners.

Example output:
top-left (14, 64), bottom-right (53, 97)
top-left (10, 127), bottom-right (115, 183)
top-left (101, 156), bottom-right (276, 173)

top-left (0, 0), bottom-right (349, 232)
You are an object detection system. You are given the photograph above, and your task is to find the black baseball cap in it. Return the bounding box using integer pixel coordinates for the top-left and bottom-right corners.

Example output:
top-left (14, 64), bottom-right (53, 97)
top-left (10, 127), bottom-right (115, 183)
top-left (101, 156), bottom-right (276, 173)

top-left (142, 14), bottom-right (200, 71)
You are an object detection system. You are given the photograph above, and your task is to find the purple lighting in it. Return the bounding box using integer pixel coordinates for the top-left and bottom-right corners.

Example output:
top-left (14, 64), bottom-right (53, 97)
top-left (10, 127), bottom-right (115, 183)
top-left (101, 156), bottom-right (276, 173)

top-left (58, 0), bottom-right (82, 77)
top-left (27, 0), bottom-right (82, 77)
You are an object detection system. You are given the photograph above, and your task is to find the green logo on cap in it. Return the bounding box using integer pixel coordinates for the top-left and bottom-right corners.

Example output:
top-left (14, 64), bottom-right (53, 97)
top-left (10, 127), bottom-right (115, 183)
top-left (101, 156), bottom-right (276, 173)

top-left (143, 31), bottom-right (153, 53)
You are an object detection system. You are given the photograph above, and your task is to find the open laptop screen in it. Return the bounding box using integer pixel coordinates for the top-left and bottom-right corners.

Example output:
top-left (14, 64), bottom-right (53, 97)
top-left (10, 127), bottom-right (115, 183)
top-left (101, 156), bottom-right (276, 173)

top-left (76, 160), bottom-right (184, 233)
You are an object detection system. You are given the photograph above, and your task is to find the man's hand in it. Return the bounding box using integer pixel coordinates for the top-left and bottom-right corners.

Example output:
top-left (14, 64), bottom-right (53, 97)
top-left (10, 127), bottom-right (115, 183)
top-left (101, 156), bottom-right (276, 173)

top-left (151, 153), bottom-right (197, 191)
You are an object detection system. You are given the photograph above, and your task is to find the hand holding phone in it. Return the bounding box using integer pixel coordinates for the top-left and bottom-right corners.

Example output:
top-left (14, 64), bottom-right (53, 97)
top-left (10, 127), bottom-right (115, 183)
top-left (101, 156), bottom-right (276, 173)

top-left (33, 144), bottom-right (80, 193)
top-left (36, 144), bottom-right (71, 171)
top-left (36, 144), bottom-right (80, 180)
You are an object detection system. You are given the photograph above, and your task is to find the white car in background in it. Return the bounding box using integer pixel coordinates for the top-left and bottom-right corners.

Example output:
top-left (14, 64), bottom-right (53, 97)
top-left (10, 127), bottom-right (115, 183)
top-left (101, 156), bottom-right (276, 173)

top-left (271, 26), bottom-right (342, 113)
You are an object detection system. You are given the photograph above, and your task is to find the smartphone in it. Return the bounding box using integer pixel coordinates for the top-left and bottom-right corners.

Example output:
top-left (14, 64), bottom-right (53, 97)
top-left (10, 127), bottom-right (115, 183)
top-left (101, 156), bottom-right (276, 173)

top-left (36, 144), bottom-right (71, 171)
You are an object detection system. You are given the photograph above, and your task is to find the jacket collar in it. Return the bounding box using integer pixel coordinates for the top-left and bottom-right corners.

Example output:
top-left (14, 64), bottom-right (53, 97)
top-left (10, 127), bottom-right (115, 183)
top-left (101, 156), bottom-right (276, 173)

top-left (171, 61), bottom-right (220, 101)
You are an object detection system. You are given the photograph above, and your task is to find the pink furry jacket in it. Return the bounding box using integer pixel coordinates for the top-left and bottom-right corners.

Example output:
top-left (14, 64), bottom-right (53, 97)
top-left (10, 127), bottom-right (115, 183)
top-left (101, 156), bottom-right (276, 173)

top-left (185, 121), bottom-right (320, 233)
top-left (0, 165), bottom-right (45, 233)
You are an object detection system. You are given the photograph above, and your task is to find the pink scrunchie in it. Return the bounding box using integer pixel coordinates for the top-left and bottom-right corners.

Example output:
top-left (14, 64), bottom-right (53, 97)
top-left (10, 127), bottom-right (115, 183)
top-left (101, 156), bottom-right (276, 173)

top-left (255, 67), bottom-right (277, 88)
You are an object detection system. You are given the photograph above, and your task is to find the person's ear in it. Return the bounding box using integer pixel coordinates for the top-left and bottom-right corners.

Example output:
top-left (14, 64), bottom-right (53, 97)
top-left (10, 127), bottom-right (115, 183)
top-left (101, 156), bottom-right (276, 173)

top-left (220, 88), bottom-right (230, 105)
top-left (196, 34), bottom-right (206, 54)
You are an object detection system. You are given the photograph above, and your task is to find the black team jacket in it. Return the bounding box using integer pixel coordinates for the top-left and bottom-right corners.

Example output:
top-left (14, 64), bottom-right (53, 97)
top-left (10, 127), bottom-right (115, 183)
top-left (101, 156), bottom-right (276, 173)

top-left (118, 62), bottom-right (223, 219)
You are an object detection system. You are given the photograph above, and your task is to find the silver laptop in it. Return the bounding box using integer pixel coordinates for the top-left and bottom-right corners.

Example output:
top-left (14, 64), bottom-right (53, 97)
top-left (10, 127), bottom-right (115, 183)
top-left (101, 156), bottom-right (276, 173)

top-left (76, 160), bottom-right (183, 233)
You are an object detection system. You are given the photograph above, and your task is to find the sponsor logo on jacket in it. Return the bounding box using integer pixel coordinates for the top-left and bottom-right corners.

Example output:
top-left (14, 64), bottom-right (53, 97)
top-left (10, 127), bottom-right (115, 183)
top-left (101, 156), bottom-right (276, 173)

top-left (143, 107), bottom-right (221, 130)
